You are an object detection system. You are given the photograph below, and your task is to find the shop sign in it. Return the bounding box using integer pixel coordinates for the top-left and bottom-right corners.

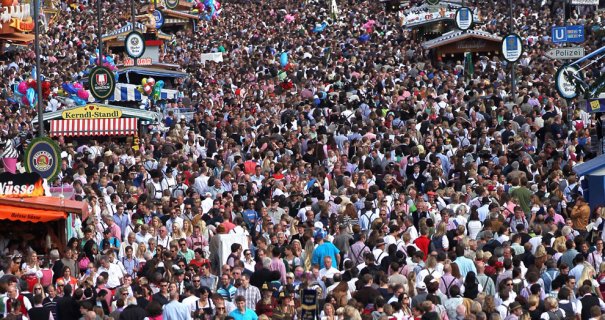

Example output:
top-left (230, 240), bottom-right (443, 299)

top-left (123, 57), bottom-right (153, 66)
top-left (89, 67), bottom-right (116, 100)
top-left (10, 18), bottom-right (34, 32)
top-left (24, 137), bottom-right (61, 181)
top-left (62, 104), bottom-right (123, 120)
top-left (0, 172), bottom-right (45, 198)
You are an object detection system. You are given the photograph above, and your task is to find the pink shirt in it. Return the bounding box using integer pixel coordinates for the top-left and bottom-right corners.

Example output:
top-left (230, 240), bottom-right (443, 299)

top-left (268, 258), bottom-right (287, 283)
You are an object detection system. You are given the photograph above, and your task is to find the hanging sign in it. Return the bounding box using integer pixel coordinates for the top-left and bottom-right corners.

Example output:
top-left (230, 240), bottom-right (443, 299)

top-left (501, 34), bottom-right (523, 62)
top-left (24, 138), bottom-right (61, 181)
top-left (165, 0), bottom-right (179, 9)
top-left (153, 10), bottom-right (164, 29)
top-left (555, 64), bottom-right (581, 100)
top-left (455, 7), bottom-right (473, 31)
top-left (89, 67), bottom-right (116, 101)
top-left (125, 31), bottom-right (146, 59)
top-left (62, 105), bottom-right (122, 120)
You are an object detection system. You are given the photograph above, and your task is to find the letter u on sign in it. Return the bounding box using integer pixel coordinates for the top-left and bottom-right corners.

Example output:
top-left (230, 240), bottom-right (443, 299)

top-left (552, 27), bottom-right (567, 43)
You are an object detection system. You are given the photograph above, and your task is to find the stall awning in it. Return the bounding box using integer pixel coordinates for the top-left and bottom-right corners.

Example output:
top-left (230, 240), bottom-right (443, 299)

top-left (0, 205), bottom-right (66, 223)
top-left (111, 83), bottom-right (179, 102)
top-left (49, 118), bottom-right (138, 137)
top-left (0, 196), bottom-right (89, 222)
top-left (0, 33), bottom-right (35, 45)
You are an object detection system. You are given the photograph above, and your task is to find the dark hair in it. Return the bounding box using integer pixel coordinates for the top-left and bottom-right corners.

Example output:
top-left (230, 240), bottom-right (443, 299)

top-left (146, 301), bottom-right (163, 316)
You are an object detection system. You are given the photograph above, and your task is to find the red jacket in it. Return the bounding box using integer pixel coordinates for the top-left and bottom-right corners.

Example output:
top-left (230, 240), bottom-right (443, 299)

top-left (414, 235), bottom-right (431, 261)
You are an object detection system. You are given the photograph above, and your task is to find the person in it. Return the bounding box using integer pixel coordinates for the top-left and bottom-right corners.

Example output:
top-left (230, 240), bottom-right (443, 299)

top-left (119, 297), bottom-right (147, 320)
top-left (162, 291), bottom-right (190, 320)
top-left (235, 274), bottom-right (261, 311)
top-left (56, 284), bottom-right (79, 320)
top-left (229, 295), bottom-right (258, 320)
top-left (26, 294), bottom-right (52, 320)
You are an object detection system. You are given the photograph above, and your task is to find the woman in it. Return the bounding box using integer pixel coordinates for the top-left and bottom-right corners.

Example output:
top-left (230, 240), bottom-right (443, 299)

top-left (320, 302), bottom-right (336, 320)
top-left (462, 271), bottom-right (480, 299)
top-left (466, 211), bottom-right (483, 240)
top-left (21, 251), bottom-right (42, 292)
top-left (283, 245), bottom-right (301, 273)
top-left (301, 240), bottom-right (314, 272)
top-left (431, 222), bottom-right (449, 254)
top-left (182, 220), bottom-right (194, 238)
top-left (579, 265), bottom-right (603, 299)
top-left (192, 287), bottom-right (214, 318)
top-left (171, 222), bottom-right (186, 240)
top-left (242, 249), bottom-right (256, 272)
top-left (60, 266), bottom-right (78, 287)
top-left (291, 239), bottom-right (303, 258)
top-left (598, 262), bottom-right (605, 299)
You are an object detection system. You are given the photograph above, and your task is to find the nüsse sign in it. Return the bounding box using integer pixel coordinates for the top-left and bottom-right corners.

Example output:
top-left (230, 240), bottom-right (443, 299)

top-left (62, 105), bottom-right (123, 119)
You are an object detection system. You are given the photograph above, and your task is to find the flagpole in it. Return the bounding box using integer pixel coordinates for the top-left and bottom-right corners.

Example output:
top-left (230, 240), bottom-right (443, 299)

top-left (34, 0), bottom-right (44, 137)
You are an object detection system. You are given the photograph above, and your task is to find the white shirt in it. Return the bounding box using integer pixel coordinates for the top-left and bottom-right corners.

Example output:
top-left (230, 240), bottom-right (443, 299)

top-left (96, 263), bottom-right (124, 288)
top-left (319, 267), bottom-right (341, 280)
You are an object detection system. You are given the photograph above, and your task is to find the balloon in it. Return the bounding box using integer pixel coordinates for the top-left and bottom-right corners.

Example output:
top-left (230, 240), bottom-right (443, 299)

top-left (62, 83), bottom-right (78, 95)
top-left (26, 87), bottom-right (36, 106)
top-left (319, 91), bottom-right (327, 100)
top-left (141, 78), bottom-right (148, 86)
top-left (144, 85), bottom-right (152, 95)
top-left (147, 78), bottom-right (156, 86)
top-left (72, 96), bottom-right (86, 106)
top-left (17, 81), bottom-right (27, 94)
top-left (313, 22), bottom-right (328, 33)
top-left (77, 89), bottom-right (89, 100)
top-left (21, 95), bottom-right (29, 106)
top-left (73, 83), bottom-right (83, 90)
top-left (280, 52), bottom-right (288, 68)
top-left (105, 56), bottom-right (115, 65)
top-left (285, 14), bottom-right (295, 23)
top-left (27, 79), bottom-right (36, 88)
top-left (137, 86), bottom-right (144, 93)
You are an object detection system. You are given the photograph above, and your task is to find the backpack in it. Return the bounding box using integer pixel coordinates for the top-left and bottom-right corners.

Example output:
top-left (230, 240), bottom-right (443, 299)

top-left (79, 256), bottom-right (90, 271)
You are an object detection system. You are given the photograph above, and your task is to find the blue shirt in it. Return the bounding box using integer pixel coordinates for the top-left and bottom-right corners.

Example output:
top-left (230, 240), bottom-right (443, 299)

top-left (162, 300), bottom-right (191, 320)
top-left (454, 256), bottom-right (477, 278)
top-left (312, 242), bottom-right (340, 268)
top-left (229, 308), bottom-right (258, 320)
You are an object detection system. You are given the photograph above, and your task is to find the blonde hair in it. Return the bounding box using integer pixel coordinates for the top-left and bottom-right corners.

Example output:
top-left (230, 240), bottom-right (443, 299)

top-left (579, 264), bottom-right (596, 287)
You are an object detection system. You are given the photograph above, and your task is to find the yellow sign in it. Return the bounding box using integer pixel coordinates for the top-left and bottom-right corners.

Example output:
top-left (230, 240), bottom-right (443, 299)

top-left (133, 137), bottom-right (140, 151)
top-left (591, 100), bottom-right (601, 111)
top-left (10, 18), bottom-right (34, 32)
top-left (62, 105), bottom-right (123, 119)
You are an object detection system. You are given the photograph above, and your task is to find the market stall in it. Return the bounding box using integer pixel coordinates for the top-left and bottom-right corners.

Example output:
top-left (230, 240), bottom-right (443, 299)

top-left (32, 103), bottom-right (162, 137)
top-left (0, 172), bottom-right (88, 254)
top-left (422, 30), bottom-right (502, 61)
top-left (0, 1), bottom-right (35, 51)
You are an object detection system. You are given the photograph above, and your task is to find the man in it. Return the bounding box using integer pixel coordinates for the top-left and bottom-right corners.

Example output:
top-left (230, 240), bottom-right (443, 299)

top-left (353, 274), bottom-right (380, 307)
top-left (162, 291), bottom-right (191, 320)
top-left (96, 256), bottom-right (124, 291)
top-left (121, 246), bottom-right (139, 278)
top-left (311, 233), bottom-right (340, 268)
top-left (318, 256), bottom-right (341, 282)
top-left (118, 297), bottom-right (146, 320)
top-left (113, 203), bottom-right (131, 241)
top-left (152, 279), bottom-right (170, 306)
top-left (27, 294), bottom-right (53, 320)
top-left (56, 284), bottom-right (79, 320)
top-left (199, 263), bottom-right (218, 291)
top-left (349, 233), bottom-right (371, 266)
top-left (229, 295), bottom-right (258, 320)
top-left (217, 274), bottom-right (236, 302)
top-left (60, 249), bottom-right (77, 281)
top-left (177, 239), bottom-right (195, 264)
top-left (235, 274), bottom-right (261, 311)
top-left (453, 245), bottom-right (476, 277)
top-left (135, 224), bottom-right (152, 245)
top-left (174, 269), bottom-right (187, 297)
top-left (3, 283), bottom-right (31, 318)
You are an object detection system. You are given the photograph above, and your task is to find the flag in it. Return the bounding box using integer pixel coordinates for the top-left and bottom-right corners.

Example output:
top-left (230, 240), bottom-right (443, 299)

top-left (465, 52), bottom-right (474, 79)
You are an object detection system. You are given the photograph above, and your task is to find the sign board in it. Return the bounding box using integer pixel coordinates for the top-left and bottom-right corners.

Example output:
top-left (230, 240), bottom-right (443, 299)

top-left (153, 10), bottom-right (164, 29)
top-left (501, 34), bottom-right (523, 62)
top-left (123, 57), bottom-right (153, 66)
top-left (455, 7), bottom-right (473, 31)
top-left (555, 64), bottom-right (581, 100)
top-left (585, 99), bottom-right (605, 113)
top-left (571, 0), bottom-right (598, 4)
top-left (552, 25), bottom-right (585, 43)
top-left (24, 137), bottom-right (61, 181)
top-left (125, 32), bottom-right (146, 59)
top-left (89, 67), bottom-right (116, 101)
top-left (300, 289), bottom-right (318, 320)
top-left (165, 0), bottom-right (179, 9)
top-left (0, 172), bottom-right (45, 198)
top-left (62, 105), bottom-right (123, 120)
top-left (545, 47), bottom-right (585, 60)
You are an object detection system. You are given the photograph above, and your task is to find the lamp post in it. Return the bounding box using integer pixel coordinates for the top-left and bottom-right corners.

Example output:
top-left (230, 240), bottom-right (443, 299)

top-left (131, 0), bottom-right (137, 66)
top-left (97, 0), bottom-right (103, 66)
top-left (34, 0), bottom-right (43, 137)
top-left (509, 0), bottom-right (515, 104)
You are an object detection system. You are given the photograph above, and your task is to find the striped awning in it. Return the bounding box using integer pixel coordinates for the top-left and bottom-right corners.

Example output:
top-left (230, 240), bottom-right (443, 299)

top-left (165, 18), bottom-right (189, 24)
top-left (49, 118), bottom-right (138, 137)
top-left (111, 83), bottom-right (179, 102)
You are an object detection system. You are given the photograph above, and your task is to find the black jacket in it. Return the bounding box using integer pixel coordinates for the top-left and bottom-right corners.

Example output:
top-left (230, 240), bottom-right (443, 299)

top-left (119, 304), bottom-right (147, 320)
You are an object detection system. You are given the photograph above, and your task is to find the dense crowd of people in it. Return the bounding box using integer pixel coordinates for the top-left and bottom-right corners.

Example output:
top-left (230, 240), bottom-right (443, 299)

top-left (1, 0), bottom-right (605, 319)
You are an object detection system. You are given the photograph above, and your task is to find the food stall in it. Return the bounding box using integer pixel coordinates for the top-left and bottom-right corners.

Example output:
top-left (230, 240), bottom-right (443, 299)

top-left (422, 29), bottom-right (502, 61)
top-left (0, 1), bottom-right (35, 51)
top-left (0, 172), bottom-right (88, 254)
